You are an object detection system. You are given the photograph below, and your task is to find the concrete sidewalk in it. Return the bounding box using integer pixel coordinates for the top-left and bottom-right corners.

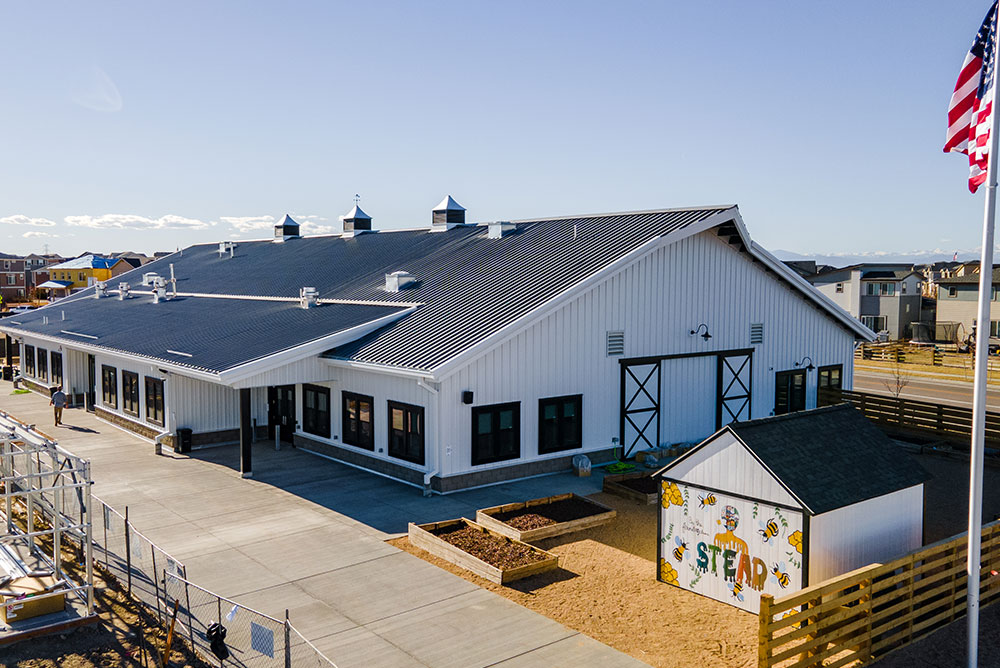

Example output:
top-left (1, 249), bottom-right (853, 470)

top-left (0, 389), bottom-right (648, 667)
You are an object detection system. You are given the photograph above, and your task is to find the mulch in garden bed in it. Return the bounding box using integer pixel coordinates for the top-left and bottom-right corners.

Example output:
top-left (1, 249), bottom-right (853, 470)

top-left (491, 497), bottom-right (607, 531)
top-left (430, 524), bottom-right (543, 569)
top-left (616, 475), bottom-right (658, 495)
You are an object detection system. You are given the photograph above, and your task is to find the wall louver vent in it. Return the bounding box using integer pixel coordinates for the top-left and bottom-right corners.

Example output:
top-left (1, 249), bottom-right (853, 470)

top-left (606, 331), bottom-right (625, 357)
top-left (750, 323), bottom-right (764, 345)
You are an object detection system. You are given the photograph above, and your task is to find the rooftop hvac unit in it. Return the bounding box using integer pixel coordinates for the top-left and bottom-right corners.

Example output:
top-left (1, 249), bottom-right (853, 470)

top-left (142, 272), bottom-right (160, 286)
top-left (94, 282), bottom-right (108, 299)
top-left (118, 282), bottom-right (131, 300)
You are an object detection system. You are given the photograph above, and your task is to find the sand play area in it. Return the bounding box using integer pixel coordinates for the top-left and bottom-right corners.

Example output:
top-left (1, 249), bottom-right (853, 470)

top-left (390, 491), bottom-right (757, 668)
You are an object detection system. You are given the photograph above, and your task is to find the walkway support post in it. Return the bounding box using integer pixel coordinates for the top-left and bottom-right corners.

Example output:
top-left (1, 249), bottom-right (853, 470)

top-left (240, 388), bottom-right (252, 479)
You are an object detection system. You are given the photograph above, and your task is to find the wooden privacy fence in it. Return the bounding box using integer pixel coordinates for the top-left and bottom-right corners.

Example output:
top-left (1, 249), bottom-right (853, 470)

top-left (818, 388), bottom-right (1000, 450)
top-left (758, 520), bottom-right (1000, 668)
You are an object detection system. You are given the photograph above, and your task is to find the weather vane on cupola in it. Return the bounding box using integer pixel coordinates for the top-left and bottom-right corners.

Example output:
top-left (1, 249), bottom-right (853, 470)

top-left (354, 193), bottom-right (361, 205)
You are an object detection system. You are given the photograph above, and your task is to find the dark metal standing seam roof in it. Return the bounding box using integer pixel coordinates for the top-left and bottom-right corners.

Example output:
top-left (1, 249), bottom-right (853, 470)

top-left (2, 297), bottom-right (407, 374)
top-left (37, 206), bottom-right (730, 373)
top-left (725, 405), bottom-right (931, 515)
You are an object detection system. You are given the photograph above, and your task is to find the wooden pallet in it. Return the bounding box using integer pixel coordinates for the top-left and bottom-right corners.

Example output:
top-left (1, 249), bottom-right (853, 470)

top-left (603, 472), bottom-right (658, 504)
top-left (408, 518), bottom-right (559, 585)
top-left (475, 493), bottom-right (616, 542)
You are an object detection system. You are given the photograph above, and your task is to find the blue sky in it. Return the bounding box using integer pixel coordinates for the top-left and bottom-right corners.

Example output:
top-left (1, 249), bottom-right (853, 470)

top-left (0, 1), bottom-right (995, 258)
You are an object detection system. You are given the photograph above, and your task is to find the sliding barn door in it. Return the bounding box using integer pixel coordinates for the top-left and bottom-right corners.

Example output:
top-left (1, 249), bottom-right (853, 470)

top-left (717, 352), bottom-right (752, 428)
top-left (620, 361), bottom-right (660, 458)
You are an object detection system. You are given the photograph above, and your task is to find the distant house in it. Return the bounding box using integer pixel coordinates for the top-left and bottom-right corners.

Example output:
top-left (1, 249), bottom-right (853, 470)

top-left (0, 202), bottom-right (871, 491)
top-left (41, 255), bottom-right (132, 297)
top-left (936, 267), bottom-right (1000, 343)
top-left (808, 264), bottom-right (924, 340)
top-left (0, 256), bottom-right (27, 304)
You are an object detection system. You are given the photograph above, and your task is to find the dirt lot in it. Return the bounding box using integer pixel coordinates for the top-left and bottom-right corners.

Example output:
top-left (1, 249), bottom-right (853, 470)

top-left (391, 491), bottom-right (757, 668)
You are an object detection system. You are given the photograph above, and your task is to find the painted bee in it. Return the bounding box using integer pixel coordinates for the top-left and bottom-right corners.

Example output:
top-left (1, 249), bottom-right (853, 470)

top-left (727, 580), bottom-right (745, 602)
top-left (672, 536), bottom-right (688, 562)
top-left (759, 518), bottom-right (779, 543)
top-left (698, 493), bottom-right (717, 508)
top-left (772, 562), bottom-right (790, 589)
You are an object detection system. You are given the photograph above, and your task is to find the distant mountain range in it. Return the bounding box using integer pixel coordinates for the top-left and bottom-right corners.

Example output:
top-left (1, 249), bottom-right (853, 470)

top-left (772, 248), bottom-right (984, 267)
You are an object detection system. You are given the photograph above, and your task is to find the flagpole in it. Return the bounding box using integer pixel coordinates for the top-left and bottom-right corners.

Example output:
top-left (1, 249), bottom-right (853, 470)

top-left (968, 8), bottom-right (1000, 667)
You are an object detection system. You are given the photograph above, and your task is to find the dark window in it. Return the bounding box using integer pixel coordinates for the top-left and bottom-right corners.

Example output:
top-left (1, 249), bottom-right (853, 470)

top-left (388, 401), bottom-right (424, 465)
top-left (145, 377), bottom-right (164, 427)
top-left (36, 348), bottom-right (47, 382)
top-left (817, 364), bottom-right (842, 406)
top-left (23, 345), bottom-right (35, 377)
top-left (303, 384), bottom-right (331, 439)
top-left (472, 402), bottom-right (520, 466)
top-left (342, 391), bottom-right (374, 450)
top-left (101, 365), bottom-right (117, 408)
top-left (948, 286), bottom-right (958, 298)
top-left (774, 370), bottom-right (806, 416)
top-left (50, 352), bottom-right (62, 386)
top-left (538, 395), bottom-right (582, 454)
top-left (122, 371), bottom-right (139, 417)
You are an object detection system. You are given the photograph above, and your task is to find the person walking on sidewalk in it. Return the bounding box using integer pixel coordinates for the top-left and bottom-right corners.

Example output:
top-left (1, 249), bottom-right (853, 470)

top-left (50, 385), bottom-right (66, 426)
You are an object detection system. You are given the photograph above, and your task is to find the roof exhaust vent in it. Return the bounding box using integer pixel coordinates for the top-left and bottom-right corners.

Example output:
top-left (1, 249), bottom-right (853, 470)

top-left (94, 281), bottom-right (108, 299)
top-left (118, 282), bottom-right (131, 300)
top-left (152, 276), bottom-right (169, 303)
top-left (488, 221), bottom-right (515, 239)
top-left (141, 272), bottom-right (161, 286)
top-left (217, 241), bottom-right (236, 258)
top-left (431, 195), bottom-right (466, 231)
top-left (300, 286), bottom-right (319, 309)
top-left (274, 214), bottom-right (300, 242)
top-left (341, 205), bottom-right (373, 237)
top-left (385, 270), bottom-right (416, 292)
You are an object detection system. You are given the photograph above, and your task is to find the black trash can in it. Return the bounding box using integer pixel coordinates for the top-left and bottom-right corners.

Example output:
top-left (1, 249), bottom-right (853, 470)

top-left (1, 366), bottom-right (10, 381)
top-left (175, 427), bottom-right (193, 454)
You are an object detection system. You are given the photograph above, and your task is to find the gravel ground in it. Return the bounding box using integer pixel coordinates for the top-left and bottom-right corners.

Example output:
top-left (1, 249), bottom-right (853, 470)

top-left (392, 491), bottom-right (757, 668)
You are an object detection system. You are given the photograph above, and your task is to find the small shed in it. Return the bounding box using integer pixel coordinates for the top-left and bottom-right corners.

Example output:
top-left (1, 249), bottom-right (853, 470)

top-left (655, 404), bottom-right (930, 614)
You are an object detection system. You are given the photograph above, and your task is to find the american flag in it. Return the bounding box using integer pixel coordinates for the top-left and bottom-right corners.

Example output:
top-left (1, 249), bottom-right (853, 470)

top-left (945, 2), bottom-right (999, 193)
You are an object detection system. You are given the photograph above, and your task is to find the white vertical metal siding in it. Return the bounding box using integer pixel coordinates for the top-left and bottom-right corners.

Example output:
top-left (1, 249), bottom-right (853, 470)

top-left (438, 230), bottom-right (858, 478)
top-left (664, 432), bottom-right (800, 509)
top-left (807, 485), bottom-right (924, 584)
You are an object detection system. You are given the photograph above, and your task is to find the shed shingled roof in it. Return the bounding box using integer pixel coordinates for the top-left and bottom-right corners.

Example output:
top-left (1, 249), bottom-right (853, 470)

top-left (723, 405), bottom-right (930, 514)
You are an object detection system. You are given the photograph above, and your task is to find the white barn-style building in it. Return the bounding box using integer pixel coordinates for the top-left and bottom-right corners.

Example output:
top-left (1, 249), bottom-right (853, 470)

top-left (0, 201), bottom-right (873, 492)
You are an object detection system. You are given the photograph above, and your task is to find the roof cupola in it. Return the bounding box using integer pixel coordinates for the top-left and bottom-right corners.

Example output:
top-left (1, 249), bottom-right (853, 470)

top-left (273, 214), bottom-right (300, 242)
top-left (341, 204), bottom-right (372, 234)
top-left (431, 195), bottom-right (466, 230)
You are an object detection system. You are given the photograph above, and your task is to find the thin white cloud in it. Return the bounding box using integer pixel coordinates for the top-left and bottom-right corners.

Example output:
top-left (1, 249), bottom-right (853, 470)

top-left (65, 214), bottom-right (213, 230)
top-left (22, 231), bottom-right (55, 238)
top-left (301, 222), bottom-right (336, 234)
top-left (0, 214), bottom-right (57, 227)
top-left (220, 215), bottom-right (275, 233)
top-left (72, 66), bottom-right (123, 113)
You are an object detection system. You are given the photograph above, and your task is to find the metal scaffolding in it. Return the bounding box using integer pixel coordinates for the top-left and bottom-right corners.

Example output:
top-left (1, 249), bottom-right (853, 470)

top-left (0, 409), bottom-right (94, 624)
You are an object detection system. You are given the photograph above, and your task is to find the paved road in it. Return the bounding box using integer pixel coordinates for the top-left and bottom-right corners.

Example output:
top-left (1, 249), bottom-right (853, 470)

top-left (0, 389), bottom-right (647, 668)
top-left (855, 369), bottom-right (1000, 410)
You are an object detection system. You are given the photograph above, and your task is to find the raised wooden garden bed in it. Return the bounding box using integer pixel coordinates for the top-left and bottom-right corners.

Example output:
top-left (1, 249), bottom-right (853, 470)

top-left (408, 518), bottom-right (559, 584)
top-left (476, 493), bottom-right (616, 542)
top-left (603, 471), bottom-right (658, 504)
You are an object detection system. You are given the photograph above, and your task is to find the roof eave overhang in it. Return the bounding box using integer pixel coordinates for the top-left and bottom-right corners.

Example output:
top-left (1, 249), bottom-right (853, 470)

top-left (727, 212), bottom-right (875, 342)
top-left (0, 306), bottom-right (416, 388)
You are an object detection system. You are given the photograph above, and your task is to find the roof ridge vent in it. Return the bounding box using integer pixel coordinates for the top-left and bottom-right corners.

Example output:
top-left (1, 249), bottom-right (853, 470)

top-left (300, 286), bottom-right (319, 309)
top-left (274, 214), bottom-right (300, 242)
top-left (487, 221), bottom-right (515, 239)
top-left (385, 270), bottom-right (416, 292)
top-left (431, 195), bottom-right (466, 231)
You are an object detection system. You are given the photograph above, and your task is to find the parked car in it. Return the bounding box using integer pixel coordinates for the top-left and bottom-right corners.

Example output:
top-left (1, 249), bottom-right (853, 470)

top-left (8, 305), bottom-right (35, 314)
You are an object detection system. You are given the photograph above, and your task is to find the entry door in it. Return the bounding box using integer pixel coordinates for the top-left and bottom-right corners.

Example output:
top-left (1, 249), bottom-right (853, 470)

top-left (717, 352), bottom-right (752, 428)
top-left (620, 361), bottom-right (660, 458)
top-left (774, 370), bottom-right (806, 416)
top-left (268, 385), bottom-right (296, 442)
top-left (86, 354), bottom-right (96, 412)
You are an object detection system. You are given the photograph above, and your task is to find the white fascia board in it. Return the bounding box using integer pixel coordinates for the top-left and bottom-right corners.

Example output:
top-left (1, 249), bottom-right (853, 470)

top-left (429, 207), bottom-right (741, 381)
top-left (726, 212), bottom-right (875, 342)
top-left (219, 306), bottom-right (417, 386)
top-left (322, 357), bottom-right (437, 380)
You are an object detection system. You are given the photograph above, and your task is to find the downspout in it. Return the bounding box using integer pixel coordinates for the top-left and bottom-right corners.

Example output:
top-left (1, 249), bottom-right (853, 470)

top-left (417, 378), bottom-right (440, 496)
